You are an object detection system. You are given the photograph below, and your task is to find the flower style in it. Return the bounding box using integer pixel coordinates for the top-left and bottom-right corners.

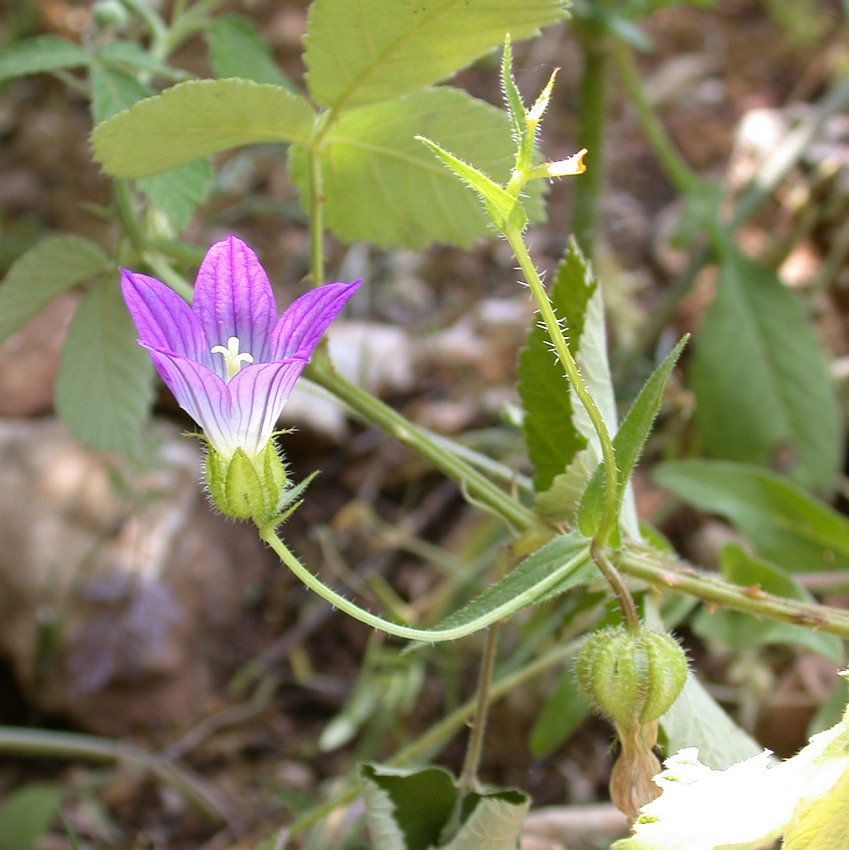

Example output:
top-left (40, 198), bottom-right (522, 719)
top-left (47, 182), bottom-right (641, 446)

top-left (121, 235), bottom-right (360, 462)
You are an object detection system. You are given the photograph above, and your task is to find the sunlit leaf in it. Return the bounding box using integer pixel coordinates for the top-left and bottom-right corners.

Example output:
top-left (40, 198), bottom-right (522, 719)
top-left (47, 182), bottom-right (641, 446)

top-left (304, 0), bottom-right (568, 109)
top-left (92, 79), bottom-right (315, 178)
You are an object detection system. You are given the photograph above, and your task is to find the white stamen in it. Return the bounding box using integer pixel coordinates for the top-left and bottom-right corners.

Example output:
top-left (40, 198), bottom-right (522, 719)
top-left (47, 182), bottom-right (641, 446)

top-left (211, 336), bottom-right (254, 381)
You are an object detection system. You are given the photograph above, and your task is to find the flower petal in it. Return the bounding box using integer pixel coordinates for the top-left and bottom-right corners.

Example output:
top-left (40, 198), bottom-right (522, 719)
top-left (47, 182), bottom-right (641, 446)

top-left (270, 280), bottom-right (361, 359)
top-left (121, 270), bottom-right (209, 365)
top-left (193, 235), bottom-right (278, 364)
top-left (226, 359), bottom-right (308, 457)
top-left (142, 345), bottom-right (238, 457)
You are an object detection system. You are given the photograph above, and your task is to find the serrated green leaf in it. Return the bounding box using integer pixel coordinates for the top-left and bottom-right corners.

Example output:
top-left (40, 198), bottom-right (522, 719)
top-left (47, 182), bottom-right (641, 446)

top-left (92, 79), bottom-right (316, 178)
top-left (431, 532), bottom-right (592, 634)
top-left (206, 15), bottom-right (295, 88)
top-left (534, 450), bottom-right (593, 520)
top-left (360, 764), bottom-right (529, 850)
top-left (653, 459), bottom-right (849, 573)
top-left (578, 336), bottom-right (687, 537)
top-left (0, 783), bottom-right (60, 850)
top-left (91, 65), bottom-right (214, 229)
top-left (0, 236), bottom-right (113, 342)
top-left (0, 35), bottom-right (89, 81)
top-left (443, 790), bottom-right (529, 850)
top-left (690, 245), bottom-right (842, 495)
top-left (304, 0), bottom-right (568, 109)
top-left (289, 87), bottom-right (543, 249)
top-left (692, 544), bottom-right (843, 663)
top-left (361, 764), bottom-right (458, 850)
top-left (518, 238), bottom-right (595, 493)
top-left (529, 666), bottom-right (590, 758)
top-left (55, 279), bottom-right (154, 456)
top-left (660, 671), bottom-right (762, 769)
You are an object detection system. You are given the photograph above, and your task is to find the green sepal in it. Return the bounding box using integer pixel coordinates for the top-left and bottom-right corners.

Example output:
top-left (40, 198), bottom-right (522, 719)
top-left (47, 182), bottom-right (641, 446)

top-left (416, 136), bottom-right (527, 233)
top-left (205, 441), bottom-right (287, 524)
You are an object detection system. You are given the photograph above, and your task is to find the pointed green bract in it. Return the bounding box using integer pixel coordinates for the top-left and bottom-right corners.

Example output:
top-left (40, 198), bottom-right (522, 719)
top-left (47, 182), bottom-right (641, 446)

top-left (304, 0), bottom-right (568, 110)
top-left (690, 245), bottom-right (842, 495)
top-left (654, 460), bottom-right (849, 573)
top-left (578, 336), bottom-right (687, 539)
top-left (55, 279), bottom-right (154, 456)
top-left (0, 35), bottom-right (89, 82)
top-left (92, 79), bottom-right (316, 178)
top-left (417, 136), bottom-right (527, 233)
top-left (289, 88), bottom-right (542, 249)
top-left (0, 236), bottom-right (113, 342)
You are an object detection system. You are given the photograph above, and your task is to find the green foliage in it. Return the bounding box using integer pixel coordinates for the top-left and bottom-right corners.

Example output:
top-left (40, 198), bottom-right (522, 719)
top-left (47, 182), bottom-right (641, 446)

top-left (529, 666), bottom-right (591, 758)
top-left (660, 671), bottom-right (762, 769)
top-left (692, 544), bottom-right (844, 663)
top-left (360, 764), bottom-right (529, 850)
top-left (205, 15), bottom-right (295, 88)
top-left (690, 246), bottom-right (842, 495)
top-left (578, 336), bottom-right (687, 539)
top-left (303, 0), bottom-right (568, 109)
top-left (518, 238), bottom-right (595, 493)
top-left (0, 236), bottom-right (113, 342)
top-left (0, 784), bottom-right (60, 850)
top-left (0, 35), bottom-right (89, 81)
top-left (91, 79), bottom-right (317, 178)
top-left (290, 88), bottom-right (540, 249)
top-left (654, 460), bottom-right (849, 573)
top-left (55, 279), bottom-right (154, 457)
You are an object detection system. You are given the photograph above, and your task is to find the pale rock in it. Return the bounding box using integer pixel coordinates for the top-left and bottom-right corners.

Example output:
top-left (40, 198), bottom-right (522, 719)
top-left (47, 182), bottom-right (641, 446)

top-left (0, 418), bottom-right (268, 734)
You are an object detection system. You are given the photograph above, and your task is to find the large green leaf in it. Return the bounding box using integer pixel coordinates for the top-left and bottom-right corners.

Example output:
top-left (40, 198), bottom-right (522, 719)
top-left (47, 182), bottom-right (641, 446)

top-left (206, 15), bottom-right (295, 88)
top-left (578, 337), bottom-right (687, 538)
top-left (55, 279), bottom-right (154, 456)
top-left (289, 87), bottom-right (542, 249)
top-left (692, 544), bottom-right (844, 663)
top-left (518, 238), bottom-right (595, 492)
top-left (0, 783), bottom-right (60, 850)
top-left (304, 0), bottom-right (568, 109)
top-left (0, 35), bottom-right (89, 81)
top-left (91, 79), bottom-right (316, 178)
top-left (660, 671), bottom-right (762, 770)
top-left (360, 764), bottom-right (529, 850)
top-left (91, 65), bottom-right (214, 229)
top-left (654, 459), bottom-right (849, 573)
top-left (690, 246), bottom-right (842, 494)
top-left (0, 236), bottom-right (113, 342)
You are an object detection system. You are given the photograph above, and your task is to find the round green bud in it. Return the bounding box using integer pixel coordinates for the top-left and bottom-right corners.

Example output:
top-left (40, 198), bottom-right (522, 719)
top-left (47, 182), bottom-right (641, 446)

top-left (92, 0), bottom-right (129, 30)
top-left (576, 625), bottom-right (688, 728)
top-left (205, 441), bottom-right (287, 525)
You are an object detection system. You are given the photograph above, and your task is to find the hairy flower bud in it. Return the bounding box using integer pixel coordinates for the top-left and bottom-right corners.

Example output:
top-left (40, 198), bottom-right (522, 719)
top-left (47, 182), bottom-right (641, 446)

top-left (205, 440), bottom-right (287, 525)
top-left (576, 625), bottom-right (688, 729)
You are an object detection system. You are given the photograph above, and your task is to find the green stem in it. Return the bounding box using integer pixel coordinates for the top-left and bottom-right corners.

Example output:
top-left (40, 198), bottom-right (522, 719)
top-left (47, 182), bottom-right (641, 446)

top-left (611, 40), bottom-right (701, 198)
top-left (0, 726), bottom-right (234, 826)
top-left (307, 145), bottom-right (326, 287)
top-left (503, 229), bottom-right (619, 545)
top-left (284, 637), bottom-right (582, 836)
top-left (304, 353), bottom-right (546, 536)
top-left (458, 615), bottom-right (500, 794)
top-left (618, 545), bottom-right (849, 639)
top-left (572, 21), bottom-right (610, 259)
top-left (592, 542), bottom-right (639, 632)
top-left (260, 526), bottom-right (590, 642)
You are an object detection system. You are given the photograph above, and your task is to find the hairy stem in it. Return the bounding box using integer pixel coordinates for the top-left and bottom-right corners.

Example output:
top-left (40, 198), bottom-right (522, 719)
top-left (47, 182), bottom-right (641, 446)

top-left (504, 229), bottom-right (619, 545)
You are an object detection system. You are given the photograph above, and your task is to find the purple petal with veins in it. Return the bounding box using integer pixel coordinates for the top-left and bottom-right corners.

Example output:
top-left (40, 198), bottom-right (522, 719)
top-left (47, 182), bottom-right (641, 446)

top-left (121, 236), bottom-right (360, 459)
